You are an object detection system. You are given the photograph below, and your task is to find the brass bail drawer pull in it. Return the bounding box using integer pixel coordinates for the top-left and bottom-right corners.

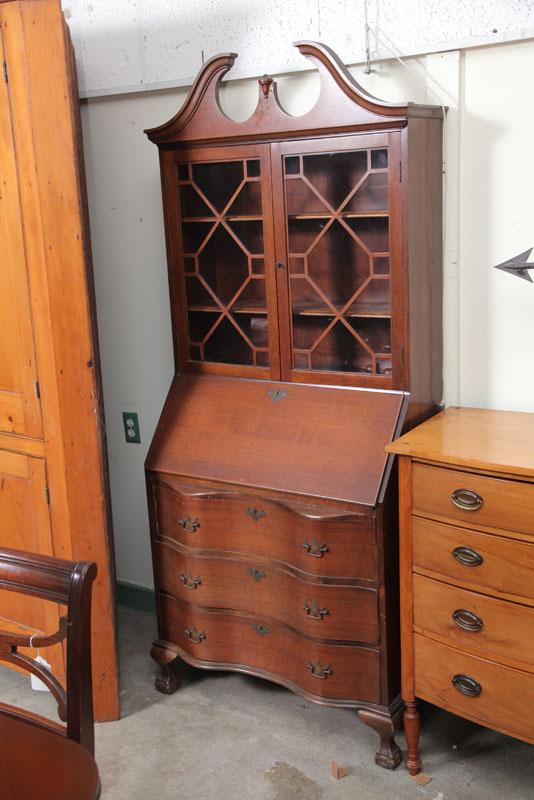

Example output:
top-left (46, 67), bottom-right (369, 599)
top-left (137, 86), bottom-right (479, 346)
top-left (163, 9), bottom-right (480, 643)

top-left (246, 507), bottom-right (266, 522)
top-left (451, 488), bottom-right (483, 511)
top-left (452, 673), bottom-right (482, 697)
top-left (184, 626), bottom-right (206, 644)
top-left (306, 660), bottom-right (332, 679)
top-left (452, 546), bottom-right (484, 567)
top-left (303, 601), bottom-right (329, 620)
top-left (302, 539), bottom-right (329, 558)
top-left (452, 608), bottom-right (483, 633)
top-left (179, 572), bottom-right (202, 590)
top-left (177, 516), bottom-right (200, 533)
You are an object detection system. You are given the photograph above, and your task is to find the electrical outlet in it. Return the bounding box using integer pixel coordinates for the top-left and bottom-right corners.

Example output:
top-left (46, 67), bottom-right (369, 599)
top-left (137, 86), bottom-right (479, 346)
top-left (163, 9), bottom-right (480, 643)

top-left (122, 411), bottom-right (141, 444)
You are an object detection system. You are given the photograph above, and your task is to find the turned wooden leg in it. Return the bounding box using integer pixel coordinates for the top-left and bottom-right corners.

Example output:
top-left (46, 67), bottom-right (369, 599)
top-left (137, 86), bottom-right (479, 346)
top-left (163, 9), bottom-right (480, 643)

top-left (357, 708), bottom-right (402, 770)
top-left (151, 640), bottom-right (182, 695)
top-left (403, 700), bottom-right (422, 775)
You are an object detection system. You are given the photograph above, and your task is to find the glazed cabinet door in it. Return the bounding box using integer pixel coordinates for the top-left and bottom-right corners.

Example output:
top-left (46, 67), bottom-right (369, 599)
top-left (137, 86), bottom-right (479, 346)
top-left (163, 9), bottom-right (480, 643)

top-left (271, 132), bottom-right (405, 388)
top-left (0, 450), bottom-right (63, 677)
top-left (162, 144), bottom-right (280, 378)
top-left (0, 31), bottom-right (42, 438)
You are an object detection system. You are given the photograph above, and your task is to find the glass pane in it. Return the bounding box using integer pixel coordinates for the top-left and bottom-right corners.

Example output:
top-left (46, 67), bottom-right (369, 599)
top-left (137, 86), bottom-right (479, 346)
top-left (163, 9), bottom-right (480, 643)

top-left (204, 317), bottom-right (253, 365)
top-left (302, 151), bottom-right (368, 209)
top-left (197, 226), bottom-right (249, 305)
top-left (179, 157), bottom-right (269, 369)
top-left (283, 144), bottom-right (392, 377)
top-left (192, 161), bottom-right (244, 211)
top-left (227, 182), bottom-right (262, 216)
top-left (345, 173), bottom-right (388, 213)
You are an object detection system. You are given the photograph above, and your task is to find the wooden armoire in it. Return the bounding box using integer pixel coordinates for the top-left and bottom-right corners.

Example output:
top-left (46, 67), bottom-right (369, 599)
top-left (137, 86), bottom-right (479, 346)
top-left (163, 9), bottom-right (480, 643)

top-left (145, 42), bottom-right (443, 767)
top-left (0, 0), bottom-right (119, 720)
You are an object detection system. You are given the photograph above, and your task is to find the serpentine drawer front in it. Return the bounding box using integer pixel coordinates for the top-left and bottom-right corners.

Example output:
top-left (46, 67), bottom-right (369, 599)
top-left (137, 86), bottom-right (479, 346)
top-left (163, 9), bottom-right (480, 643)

top-left (158, 592), bottom-right (381, 704)
top-left (386, 407), bottom-right (534, 775)
top-left (154, 540), bottom-right (380, 643)
top-left (149, 479), bottom-right (378, 581)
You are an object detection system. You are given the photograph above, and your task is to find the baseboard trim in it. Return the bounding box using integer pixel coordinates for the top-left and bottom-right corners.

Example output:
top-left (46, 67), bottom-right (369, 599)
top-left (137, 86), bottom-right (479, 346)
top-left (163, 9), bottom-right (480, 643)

top-left (116, 581), bottom-right (156, 613)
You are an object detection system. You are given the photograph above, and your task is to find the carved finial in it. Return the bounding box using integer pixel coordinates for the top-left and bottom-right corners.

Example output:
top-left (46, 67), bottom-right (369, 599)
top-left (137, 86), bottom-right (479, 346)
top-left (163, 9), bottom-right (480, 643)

top-left (259, 74), bottom-right (273, 98)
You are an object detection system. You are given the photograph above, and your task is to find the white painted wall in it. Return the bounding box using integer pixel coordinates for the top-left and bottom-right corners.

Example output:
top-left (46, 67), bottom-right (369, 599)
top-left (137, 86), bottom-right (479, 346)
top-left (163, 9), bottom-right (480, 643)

top-left (81, 40), bottom-right (534, 588)
top-left (65, 0), bottom-right (534, 97)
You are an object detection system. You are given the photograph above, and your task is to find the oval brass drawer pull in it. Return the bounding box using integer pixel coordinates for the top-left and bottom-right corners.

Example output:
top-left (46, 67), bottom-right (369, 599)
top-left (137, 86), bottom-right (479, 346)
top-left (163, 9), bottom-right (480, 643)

top-left (306, 660), bottom-right (332, 679)
top-left (177, 516), bottom-right (200, 533)
top-left (246, 507), bottom-right (265, 522)
top-left (179, 572), bottom-right (201, 590)
top-left (452, 608), bottom-right (483, 632)
top-left (451, 488), bottom-right (483, 511)
top-left (303, 601), bottom-right (329, 620)
top-left (302, 539), bottom-right (329, 558)
top-left (452, 673), bottom-right (482, 697)
top-left (184, 625), bottom-right (206, 644)
top-left (452, 546), bottom-right (483, 567)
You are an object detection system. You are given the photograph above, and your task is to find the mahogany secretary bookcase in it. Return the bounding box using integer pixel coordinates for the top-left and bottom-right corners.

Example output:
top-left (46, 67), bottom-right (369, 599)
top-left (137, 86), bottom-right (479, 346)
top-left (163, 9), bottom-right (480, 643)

top-left (145, 42), bottom-right (443, 768)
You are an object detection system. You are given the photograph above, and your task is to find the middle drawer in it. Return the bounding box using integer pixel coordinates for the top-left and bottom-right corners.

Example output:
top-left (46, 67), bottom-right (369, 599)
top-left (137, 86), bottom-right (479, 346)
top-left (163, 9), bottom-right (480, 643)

top-left (413, 573), bottom-right (534, 669)
top-left (154, 539), bottom-right (380, 644)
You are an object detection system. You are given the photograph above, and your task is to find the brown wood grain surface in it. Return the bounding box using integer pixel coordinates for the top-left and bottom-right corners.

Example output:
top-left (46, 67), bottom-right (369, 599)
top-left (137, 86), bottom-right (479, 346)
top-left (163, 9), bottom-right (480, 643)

top-left (158, 592), bottom-right (381, 703)
top-left (154, 539), bottom-right (379, 643)
top-left (387, 406), bottom-right (534, 477)
top-left (412, 516), bottom-right (534, 604)
top-left (413, 573), bottom-right (534, 670)
top-left (414, 633), bottom-right (534, 745)
top-left (146, 374), bottom-right (406, 505)
top-left (412, 462), bottom-right (534, 536)
top-left (0, 0), bottom-right (119, 719)
top-left (0, 712), bottom-right (100, 800)
top-left (149, 477), bottom-right (377, 580)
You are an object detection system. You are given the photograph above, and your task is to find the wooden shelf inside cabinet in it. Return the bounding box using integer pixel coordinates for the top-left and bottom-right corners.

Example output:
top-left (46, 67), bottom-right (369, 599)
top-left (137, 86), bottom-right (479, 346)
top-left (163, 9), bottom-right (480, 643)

top-left (144, 39), bottom-right (443, 771)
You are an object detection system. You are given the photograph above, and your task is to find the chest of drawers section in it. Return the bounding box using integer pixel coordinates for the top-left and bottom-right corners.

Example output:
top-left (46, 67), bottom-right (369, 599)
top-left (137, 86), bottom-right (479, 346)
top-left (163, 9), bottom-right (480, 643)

top-left (146, 473), bottom-right (403, 767)
top-left (387, 407), bottom-right (534, 774)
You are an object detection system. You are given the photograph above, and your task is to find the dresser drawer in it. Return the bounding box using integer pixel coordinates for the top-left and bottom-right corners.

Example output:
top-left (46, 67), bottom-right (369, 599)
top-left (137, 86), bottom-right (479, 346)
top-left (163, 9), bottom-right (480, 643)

top-left (412, 516), bottom-right (534, 603)
top-left (414, 634), bottom-right (534, 744)
top-left (413, 574), bottom-right (534, 668)
top-left (149, 479), bottom-right (377, 581)
top-left (412, 463), bottom-right (534, 535)
top-left (158, 593), bottom-right (381, 703)
top-left (154, 540), bottom-right (379, 644)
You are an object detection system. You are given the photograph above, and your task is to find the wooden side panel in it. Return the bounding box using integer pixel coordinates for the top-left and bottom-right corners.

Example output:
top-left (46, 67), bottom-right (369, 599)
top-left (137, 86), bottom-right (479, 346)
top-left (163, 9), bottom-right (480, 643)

top-left (0, 30), bottom-right (41, 438)
top-left (403, 117), bottom-right (443, 427)
top-left (0, 451), bottom-right (63, 675)
top-left (0, 0), bottom-right (119, 720)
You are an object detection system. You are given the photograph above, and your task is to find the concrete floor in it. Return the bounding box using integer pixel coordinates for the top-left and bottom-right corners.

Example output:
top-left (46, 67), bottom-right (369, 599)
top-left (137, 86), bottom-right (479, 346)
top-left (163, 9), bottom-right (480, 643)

top-left (1, 606), bottom-right (533, 799)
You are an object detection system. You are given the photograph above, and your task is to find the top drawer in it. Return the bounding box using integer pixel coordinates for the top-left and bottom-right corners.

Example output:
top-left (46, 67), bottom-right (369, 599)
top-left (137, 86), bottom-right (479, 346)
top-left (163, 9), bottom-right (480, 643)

top-left (148, 478), bottom-right (377, 581)
top-left (412, 463), bottom-right (534, 537)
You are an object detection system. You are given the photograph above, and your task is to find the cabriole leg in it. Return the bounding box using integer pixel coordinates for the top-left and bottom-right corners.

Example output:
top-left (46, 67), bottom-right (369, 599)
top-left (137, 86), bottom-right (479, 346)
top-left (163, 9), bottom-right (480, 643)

top-left (357, 708), bottom-right (402, 770)
top-left (151, 640), bottom-right (181, 695)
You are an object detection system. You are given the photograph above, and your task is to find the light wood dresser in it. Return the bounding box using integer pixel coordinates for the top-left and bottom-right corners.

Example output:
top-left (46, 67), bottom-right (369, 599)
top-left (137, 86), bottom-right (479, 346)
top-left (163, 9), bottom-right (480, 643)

top-left (386, 406), bottom-right (534, 774)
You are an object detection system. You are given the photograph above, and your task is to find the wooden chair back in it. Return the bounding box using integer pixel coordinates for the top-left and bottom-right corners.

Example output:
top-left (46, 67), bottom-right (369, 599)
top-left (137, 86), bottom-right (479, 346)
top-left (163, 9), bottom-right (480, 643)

top-left (0, 547), bottom-right (97, 754)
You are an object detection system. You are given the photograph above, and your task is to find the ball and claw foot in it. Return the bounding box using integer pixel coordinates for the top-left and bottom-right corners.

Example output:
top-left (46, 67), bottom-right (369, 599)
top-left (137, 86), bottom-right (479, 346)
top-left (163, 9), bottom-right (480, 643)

top-left (357, 708), bottom-right (403, 771)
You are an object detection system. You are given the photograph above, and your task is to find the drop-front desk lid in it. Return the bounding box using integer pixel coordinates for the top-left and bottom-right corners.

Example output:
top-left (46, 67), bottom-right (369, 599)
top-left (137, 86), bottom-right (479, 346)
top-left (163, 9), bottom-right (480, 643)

top-left (146, 375), bottom-right (409, 507)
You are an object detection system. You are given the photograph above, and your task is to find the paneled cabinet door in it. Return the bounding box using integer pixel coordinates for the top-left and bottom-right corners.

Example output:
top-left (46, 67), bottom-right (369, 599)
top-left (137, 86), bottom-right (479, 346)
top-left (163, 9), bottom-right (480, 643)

top-left (0, 31), bottom-right (42, 438)
top-left (0, 450), bottom-right (63, 677)
top-left (271, 132), bottom-right (404, 389)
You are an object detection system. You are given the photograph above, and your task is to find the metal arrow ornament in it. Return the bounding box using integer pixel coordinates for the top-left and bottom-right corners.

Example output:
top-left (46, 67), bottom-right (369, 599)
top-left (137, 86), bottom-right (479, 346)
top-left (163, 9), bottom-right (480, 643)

top-left (494, 248), bottom-right (534, 283)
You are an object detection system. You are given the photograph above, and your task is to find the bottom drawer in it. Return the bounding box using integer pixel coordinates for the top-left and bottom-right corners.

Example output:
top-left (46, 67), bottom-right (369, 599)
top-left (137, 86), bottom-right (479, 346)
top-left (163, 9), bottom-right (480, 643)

top-left (158, 593), bottom-right (380, 704)
top-left (414, 634), bottom-right (534, 744)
